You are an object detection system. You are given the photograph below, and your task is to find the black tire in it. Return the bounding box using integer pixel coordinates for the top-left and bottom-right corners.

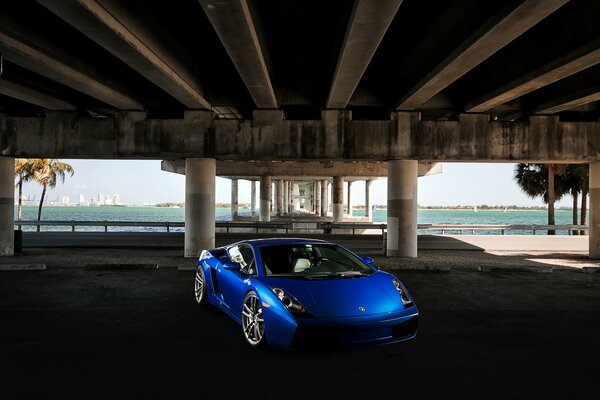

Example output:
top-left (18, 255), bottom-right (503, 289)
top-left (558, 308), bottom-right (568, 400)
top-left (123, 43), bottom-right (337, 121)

top-left (194, 266), bottom-right (207, 305)
top-left (241, 291), bottom-right (266, 348)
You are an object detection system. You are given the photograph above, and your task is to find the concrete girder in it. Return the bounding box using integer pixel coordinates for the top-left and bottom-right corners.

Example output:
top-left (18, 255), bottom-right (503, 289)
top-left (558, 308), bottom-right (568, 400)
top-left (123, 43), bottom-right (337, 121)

top-left (160, 160), bottom-right (441, 179)
top-left (326, 0), bottom-right (402, 109)
top-left (3, 111), bottom-right (600, 163)
top-left (0, 15), bottom-right (142, 110)
top-left (395, 0), bottom-right (567, 110)
top-left (467, 48), bottom-right (600, 113)
top-left (38, 0), bottom-right (211, 110)
top-left (0, 80), bottom-right (76, 111)
top-left (199, 0), bottom-right (277, 109)
top-left (537, 87), bottom-right (600, 115)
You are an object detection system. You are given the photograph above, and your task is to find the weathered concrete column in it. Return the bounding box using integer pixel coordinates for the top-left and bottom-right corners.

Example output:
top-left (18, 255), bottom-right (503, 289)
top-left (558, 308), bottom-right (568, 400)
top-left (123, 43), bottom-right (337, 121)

top-left (282, 180), bottom-right (288, 215)
top-left (289, 181), bottom-right (295, 213)
top-left (315, 181), bottom-right (322, 216)
top-left (260, 175), bottom-right (272, 221)
top-left (276, 179), bottom-right (284, 216)
top-left (365, 179), bottom-right (372, 222)
top-left (250, 180), bottom-right (256, 216)
top-left (231, 178), bottom-right (238, 219)
top-left (333, 176), bottom-right (344, 222)
top-left (0, 157), bottom-right (15, 256)
top-left (321, 179), bottom-right (328, 216)
top-left (387, 160), bottom-right (418, 257)
top-left (185, 158), bottom-right (215, 258)
top-left (347, 181), bottom-right (353, 216)
top-left (590, 163), bottom-right (600, 258)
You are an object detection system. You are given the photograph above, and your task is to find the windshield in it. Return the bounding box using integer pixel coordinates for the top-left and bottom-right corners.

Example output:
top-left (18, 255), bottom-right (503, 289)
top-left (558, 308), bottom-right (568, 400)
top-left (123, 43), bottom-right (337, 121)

top-left (258, 243), bottom-right (375, 279)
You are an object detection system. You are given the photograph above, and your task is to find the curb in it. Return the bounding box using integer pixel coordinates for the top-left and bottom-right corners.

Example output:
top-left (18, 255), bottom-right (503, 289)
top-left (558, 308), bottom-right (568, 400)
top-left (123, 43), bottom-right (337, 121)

top-left (84, 263), bottom-right (159, 270)
top-left (0, 264), bottom-right (46, 271)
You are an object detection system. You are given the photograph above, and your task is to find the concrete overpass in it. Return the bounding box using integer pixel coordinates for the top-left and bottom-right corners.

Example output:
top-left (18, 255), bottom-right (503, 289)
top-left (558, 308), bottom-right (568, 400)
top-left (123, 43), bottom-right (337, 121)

top-left (1, 0), bottom-right (600, 258)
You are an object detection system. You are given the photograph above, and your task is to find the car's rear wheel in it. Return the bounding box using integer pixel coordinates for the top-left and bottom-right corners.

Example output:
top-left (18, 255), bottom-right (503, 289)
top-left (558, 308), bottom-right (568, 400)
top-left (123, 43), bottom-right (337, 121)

top-left (241, 291), bottom-right (265, 348)
top-left (194, 267), bottom-right (207, 305)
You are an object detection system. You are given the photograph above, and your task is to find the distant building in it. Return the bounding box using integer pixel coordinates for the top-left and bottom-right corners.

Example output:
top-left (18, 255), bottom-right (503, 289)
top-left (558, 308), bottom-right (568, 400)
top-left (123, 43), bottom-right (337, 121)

top-left (61, 196), bottom-right (70, 205)
top-left (104, 194), bottom-right (113, 206)
top-left (113, 194), bottom-right (121, 205)
top-left (79, 194), bottom-right (85, 205)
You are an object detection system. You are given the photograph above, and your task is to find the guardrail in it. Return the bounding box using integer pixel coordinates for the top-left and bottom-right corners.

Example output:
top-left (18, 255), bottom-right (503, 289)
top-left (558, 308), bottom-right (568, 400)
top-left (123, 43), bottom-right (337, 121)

top-left (14, 220), bottom-right (293, 233)
top-left (14, 220), bottom-right (588, 235)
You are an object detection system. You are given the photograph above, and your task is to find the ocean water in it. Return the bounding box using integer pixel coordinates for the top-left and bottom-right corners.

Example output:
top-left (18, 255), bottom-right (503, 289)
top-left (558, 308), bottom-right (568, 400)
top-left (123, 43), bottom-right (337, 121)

top-left (14, 205), bottom-right (583, 235)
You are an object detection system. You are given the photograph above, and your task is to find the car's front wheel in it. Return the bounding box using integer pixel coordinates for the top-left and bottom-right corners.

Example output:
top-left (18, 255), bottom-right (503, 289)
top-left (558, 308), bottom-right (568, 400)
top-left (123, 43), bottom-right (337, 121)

top-left (241, 291), bottom-right (265, 348)
top-left (194, 266), bottom-right (207, 305)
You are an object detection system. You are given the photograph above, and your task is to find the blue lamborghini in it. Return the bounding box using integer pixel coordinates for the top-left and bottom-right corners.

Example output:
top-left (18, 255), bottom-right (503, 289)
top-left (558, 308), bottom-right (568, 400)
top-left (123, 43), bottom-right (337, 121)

top-left (194, 238), bottom-right (418, 349)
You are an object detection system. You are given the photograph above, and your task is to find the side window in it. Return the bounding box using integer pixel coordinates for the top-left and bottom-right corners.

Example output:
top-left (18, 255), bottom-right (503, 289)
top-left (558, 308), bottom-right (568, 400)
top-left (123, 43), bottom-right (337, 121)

top-left (229, 245), bottom-right (256, 276)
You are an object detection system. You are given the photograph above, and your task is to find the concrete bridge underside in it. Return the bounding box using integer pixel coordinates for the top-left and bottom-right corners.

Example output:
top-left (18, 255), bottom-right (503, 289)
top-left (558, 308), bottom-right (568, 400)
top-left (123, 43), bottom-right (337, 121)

top-left (2, 1), bottom-right (600, 258)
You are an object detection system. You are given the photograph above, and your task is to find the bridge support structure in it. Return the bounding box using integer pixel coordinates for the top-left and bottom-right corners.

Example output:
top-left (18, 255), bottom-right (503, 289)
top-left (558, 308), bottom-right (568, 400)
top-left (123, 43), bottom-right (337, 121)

top-left (387, 160), bottom-right (418, 258)
top-left (185, 158), bottom-right (215, 258)
top-left (333, 176), bottom-right (344, 222)
top-left (590, 163), bottom-right (600, 258)
top-left (0, 157), bottom-right (14, 256)
top-left (260, 176), bottom-right (272, 222)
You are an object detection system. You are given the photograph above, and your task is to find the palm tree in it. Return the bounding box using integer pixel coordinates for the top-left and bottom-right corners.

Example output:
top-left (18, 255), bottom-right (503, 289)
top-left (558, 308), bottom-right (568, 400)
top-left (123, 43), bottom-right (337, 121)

top-left (514, 163), bottom-right (568, 235)
top-left (14, 158), bottom-right (34, 223)
top-left (567, 164), bottom-right (589, 235)
top-left (31, 159), bottom-right (74, 231)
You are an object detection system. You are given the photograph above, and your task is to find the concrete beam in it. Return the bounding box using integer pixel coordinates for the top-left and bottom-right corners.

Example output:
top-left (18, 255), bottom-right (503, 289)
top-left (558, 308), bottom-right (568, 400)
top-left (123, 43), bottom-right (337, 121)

top-left (467, 48), bottom-right (600, 112)
top-left (200, 0), bottom-right (277, 109)
top-left (396, 0), bottom-right (567, 110)
top-left (0, 80), bottom-right (76, 111)
top-left (38, 0), bottom-right (210, 110)
top-left (0, 15), bottom-right (142, 110)
top-left (536, 86), bottom-right (600, 114)
top-left (4, 111), bottom-right (600, 163)
top-left (326, 0), bottom-right (402, 109)
top-left (161, 160), bottom-right (439, 178)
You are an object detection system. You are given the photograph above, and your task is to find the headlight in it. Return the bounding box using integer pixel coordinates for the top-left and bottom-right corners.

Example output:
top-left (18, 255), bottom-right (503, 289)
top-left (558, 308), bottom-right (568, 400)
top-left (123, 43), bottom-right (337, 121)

top-left (272, 288), bottom-right (307, 314)
top-left (393, 280), bottom-right (413, 307)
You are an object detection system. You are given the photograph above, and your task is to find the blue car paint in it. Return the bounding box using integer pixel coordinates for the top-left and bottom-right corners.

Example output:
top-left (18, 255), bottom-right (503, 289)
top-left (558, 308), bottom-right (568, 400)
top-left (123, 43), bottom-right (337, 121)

top-left (197, 238), bottom-right (418, 349)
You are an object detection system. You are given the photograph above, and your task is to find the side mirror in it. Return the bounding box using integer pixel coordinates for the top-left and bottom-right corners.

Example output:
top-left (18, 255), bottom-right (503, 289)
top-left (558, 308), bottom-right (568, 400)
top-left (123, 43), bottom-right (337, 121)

top-left (222, 262), bottom-right (241, 270)
top-left (362, 256), bottom-right (374, 264)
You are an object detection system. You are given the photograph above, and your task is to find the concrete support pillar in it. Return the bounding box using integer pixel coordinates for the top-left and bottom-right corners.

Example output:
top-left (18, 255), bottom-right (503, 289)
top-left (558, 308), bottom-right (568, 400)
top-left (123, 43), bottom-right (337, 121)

top-left (276, 179), bottom-right (284, 216)
top-left (387, 160), bottom-right (418, 257)
top-left (283, 180), bottom-right (288, 215)
top-left (231, 178), bottom-right (238, 220)
top-left (289, 181), bottom-right (294, 213)
top-left (250, 180), bottom-right (256, 216)
top-left (321, 179), bottom-right (328, 216)
top-left (590, 163), bottom-right (600, 258)
top-left (365, 179), bottom-right (372, 222)
top-left (333, 176), bottom-right (344, 222)
top-left (315, 181), bottom-right (322, 216)
top-left (260, 175), bottom-right (272, 221)
top-left (185, 158), bottom-right (215, 258)
top-left (0, 157), bottom-right (15, 256)
top-left (347, 181), bottom-right (353, 216)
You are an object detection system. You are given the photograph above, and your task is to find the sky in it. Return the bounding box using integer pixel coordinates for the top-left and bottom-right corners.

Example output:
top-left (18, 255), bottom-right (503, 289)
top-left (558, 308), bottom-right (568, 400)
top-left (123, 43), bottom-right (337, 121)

top-left (15, 160), bottom-right (576, 207)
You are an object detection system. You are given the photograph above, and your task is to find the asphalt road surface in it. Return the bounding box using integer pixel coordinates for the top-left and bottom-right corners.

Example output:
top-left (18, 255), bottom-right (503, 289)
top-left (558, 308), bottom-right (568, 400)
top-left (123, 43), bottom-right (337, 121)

top-left (1, 267), bottom-right (598, 399)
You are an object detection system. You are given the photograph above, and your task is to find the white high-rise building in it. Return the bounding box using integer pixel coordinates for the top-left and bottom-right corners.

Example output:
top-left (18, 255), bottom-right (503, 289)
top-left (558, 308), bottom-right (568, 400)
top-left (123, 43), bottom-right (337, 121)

top-left (79, 194), bottom-right (85, 205)
top-left (113, 194), bottom-right (121, 205)
top-left (98, 194), bottom-right (104, 206)
top-left (105, 195), bottom-right (113, 206)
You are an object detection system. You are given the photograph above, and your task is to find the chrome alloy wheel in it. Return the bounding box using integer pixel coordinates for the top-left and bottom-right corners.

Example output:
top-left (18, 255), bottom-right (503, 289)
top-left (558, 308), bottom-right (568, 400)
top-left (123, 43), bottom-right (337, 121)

top-left (241, 292), bottom-right (265, 347)
top-left (194, 267), bottom-right (205, 304)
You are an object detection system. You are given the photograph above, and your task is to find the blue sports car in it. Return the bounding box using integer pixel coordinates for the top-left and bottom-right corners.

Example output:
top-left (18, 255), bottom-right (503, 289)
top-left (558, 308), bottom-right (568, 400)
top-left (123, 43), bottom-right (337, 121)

top-left (194, 238), bottom-right (418, 349)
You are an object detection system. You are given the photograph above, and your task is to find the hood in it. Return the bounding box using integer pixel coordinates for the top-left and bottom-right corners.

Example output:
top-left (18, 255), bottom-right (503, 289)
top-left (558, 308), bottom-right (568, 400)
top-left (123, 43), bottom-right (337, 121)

top-left (263, 272), bottom-right (403, 318)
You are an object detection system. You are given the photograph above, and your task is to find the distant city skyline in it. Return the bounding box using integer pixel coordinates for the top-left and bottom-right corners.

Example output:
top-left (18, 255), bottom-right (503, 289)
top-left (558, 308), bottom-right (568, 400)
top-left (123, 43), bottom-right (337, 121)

top-left (15, 159), bottom-right (579, 208)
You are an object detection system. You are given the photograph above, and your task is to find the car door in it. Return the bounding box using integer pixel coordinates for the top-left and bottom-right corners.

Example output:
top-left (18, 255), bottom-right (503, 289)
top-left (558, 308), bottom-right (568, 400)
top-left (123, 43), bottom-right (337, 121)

top-left (220, 244), bottom-right (256, 319)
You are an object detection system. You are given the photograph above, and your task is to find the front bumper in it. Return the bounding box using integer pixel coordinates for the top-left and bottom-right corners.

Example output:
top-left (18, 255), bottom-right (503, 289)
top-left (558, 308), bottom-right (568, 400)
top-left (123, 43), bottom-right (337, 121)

top-left (265, 305), bottom-right (419, 350)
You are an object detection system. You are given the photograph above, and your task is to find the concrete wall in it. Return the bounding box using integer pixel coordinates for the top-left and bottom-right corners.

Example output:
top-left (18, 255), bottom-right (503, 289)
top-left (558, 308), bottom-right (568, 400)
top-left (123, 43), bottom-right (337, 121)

top-left (2, 111), bottom-right (598, 162)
